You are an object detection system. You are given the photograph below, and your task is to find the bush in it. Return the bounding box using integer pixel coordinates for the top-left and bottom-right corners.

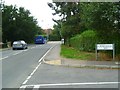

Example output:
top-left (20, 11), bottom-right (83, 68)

top-left (70, 35), bottom-right (81, 49)
top-left (49, 34), bottom-right (61, 41)
top-left (70, 30), bottom-right (98, 52)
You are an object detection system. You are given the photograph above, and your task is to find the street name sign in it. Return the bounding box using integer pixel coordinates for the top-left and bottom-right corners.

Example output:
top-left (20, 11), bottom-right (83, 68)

top-left (96, 44), bottom-right (115, 60)
top-left (97, 44), bottom-right (114, 50)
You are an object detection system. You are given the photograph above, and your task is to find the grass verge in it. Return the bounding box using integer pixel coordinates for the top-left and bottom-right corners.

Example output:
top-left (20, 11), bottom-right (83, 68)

top-left (60, 45), bottom-right (120, 61)
top-left (60, 45), bottom-right (95, 60)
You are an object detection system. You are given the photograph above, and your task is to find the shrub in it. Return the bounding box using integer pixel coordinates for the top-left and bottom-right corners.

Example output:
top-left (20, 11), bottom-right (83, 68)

top-left (49, 34), bottom-right (61, 41)
top-left (70, 30), bottom-right (98, 52)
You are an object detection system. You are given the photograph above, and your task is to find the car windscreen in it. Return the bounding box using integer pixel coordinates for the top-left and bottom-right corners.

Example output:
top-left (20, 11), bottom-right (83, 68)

top-left (13, 41), bottom-right (22, 44)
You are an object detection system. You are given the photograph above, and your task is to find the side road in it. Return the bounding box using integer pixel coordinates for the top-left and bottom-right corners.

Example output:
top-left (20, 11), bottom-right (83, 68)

top-left (44, 43), bottom-right (120, 69)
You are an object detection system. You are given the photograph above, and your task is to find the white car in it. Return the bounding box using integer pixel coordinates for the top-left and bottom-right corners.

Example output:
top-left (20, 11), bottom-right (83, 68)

top-left (12, 40), bottom-right (28, 50)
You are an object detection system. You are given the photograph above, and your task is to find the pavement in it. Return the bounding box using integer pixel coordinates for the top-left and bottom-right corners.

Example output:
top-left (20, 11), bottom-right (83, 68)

top-left (44, 44), bottom-right (120, 69)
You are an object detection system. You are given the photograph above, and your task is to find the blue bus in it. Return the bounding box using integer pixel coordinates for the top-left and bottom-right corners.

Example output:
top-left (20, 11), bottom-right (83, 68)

top-left (34, 36), bottom-right (46, 44)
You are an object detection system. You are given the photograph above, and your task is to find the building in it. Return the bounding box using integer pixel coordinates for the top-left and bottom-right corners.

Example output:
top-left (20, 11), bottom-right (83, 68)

top-left (42, 28), bottom-right (52, 35)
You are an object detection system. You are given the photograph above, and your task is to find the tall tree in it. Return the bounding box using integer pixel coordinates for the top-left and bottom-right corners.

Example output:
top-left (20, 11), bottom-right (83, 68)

top-left (91, 2), bottom-right (120, 54)
top-left (48, 2), bottom-right (81, 45)
top-left (0, 11), bottom-right (1, 42)
top-left (48, 2), bottom-right (120, 54)
top-left (2, 5), bottom-right (42, 43)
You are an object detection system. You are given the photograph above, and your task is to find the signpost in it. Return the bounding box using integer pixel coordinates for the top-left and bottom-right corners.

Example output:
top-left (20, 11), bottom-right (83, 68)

top-left (96, 44), bottom-right (115, 60)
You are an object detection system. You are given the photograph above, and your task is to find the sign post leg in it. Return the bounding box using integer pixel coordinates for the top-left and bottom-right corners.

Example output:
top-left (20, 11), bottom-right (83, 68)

top-left (96, 44), bottom-right (98, 60)
top-left (113, 44), bottom-right (115, 61)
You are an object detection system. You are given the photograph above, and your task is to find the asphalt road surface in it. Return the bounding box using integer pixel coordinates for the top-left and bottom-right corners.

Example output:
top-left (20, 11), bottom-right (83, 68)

top-left (1, 41), bottom-right (119, 89)
top-left (24, 64), bottom-right (119, 88)
top-left (1, 42), bottom-right (56, 88)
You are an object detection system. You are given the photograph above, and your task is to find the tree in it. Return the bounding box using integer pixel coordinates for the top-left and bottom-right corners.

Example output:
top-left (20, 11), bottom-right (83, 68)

top-left (48, 2), bottom-right (81, 45)
top-left (48, 2), bottom-right (120, 54)
top-left (0, 8), bottom-right (2, 42)
top-left (89, 2), bottom-right (120, 54)
top-left (2, 5), bottom-right (42, 43)
top-left (49, 24), bottom-right (61, 41)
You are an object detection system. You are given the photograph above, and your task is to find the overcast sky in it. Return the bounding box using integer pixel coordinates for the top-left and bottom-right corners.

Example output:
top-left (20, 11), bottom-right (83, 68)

top-left (4, 0), bottom-right (60, 29)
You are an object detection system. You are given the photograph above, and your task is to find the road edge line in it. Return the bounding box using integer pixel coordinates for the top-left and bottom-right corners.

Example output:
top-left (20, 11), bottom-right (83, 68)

top-left (20, 44), bottom-right (57, 88)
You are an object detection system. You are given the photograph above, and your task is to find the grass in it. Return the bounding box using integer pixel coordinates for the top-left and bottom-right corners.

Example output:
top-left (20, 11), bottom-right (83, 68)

top-left (60, 45), bottom-right (120, 61)
top-left (60, 45), bottom-right (95, 60)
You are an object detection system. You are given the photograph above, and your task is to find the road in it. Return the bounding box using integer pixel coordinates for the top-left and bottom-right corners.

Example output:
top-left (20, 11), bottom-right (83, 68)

top-left (23, 64), bottom-right (119, 88)
top-left (1, 41), bottom-right (119, 89)
top-left (1, 42), bottom-right (56, 88)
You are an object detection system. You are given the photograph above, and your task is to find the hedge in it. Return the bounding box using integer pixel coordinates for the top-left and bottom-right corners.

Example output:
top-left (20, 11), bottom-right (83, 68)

top-left (70, 30), bottom-right (98, 52)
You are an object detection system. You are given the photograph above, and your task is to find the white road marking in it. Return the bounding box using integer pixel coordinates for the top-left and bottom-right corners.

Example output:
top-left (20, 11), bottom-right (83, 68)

top-left (26, 76), bottom-right (31, 80)
top-left (0, 56), bottom-right (9, 60)
top-left (13, 53), bottom-right (18, 55)
top-left (22, 80), bottom-right (28, 85)
top-left (22, 62), bottom-right (42, 85)
top-left (13, 52), bottom-right (22, 55)
top-left (33, 85), bottom-right (40, 89)
top-left (1, 45), bottom-right (42, 60)
top-left (39, 82), bottom-right (120, 87)
top-left (115, 62), bottom-right (120, 65)
top-left (36, 45), bottom-right (40, 47)
top-left (21, 45), bottom-right (56, 86)
top-left (19, 85), bottom-right (27, 90)
top-left (30, 45), bottom-right (42, 49)
top-left (23, 50), bottom-right (28, 52)
top-left (1, 50), bottom-right (28, 60)
top-left (1, 51), bottom-right (24, 60)
top-left (30, 47), bottom-right (36, 49)
top-left (38, 45), bottom-right (55, 63)
top-left (13, 49), bottom-right (28, 56)
top-left (20, 82), bottom-right (120, 89)
top-left (47, 41), bottom-right (61, 44)
top-left (93, 65), bottom-right (119, 68)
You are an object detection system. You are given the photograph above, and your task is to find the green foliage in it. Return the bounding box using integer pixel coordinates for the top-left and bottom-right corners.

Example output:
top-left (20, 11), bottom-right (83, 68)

top-left (49, 34), bottom-right (60, 41)
top-left (0, 16), bottom-right (1, 42)
top-left (2, 5), bottom-right (42, 43)
top-left (0, 27), bottom-right (2, 42)
top-left (90, 3), bottom-right (120, 54)
top-left (70, 30), bottom-right (97, 52)
top-left (48, 2), bottom-right (120, 54)
top-left (48, 2), bottom-right (81, 44)
top-left (61, 45), bottom-right (95, 60)
top-left (49, 25), bottom-right (61, 41)
top-left (91, 3), bottom-right (119, 41)
top-left (0, 10), bottom-right (2, 42)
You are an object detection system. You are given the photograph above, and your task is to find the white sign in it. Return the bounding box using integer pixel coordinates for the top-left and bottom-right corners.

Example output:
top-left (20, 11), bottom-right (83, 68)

top-left (61, 38), bottom-right (64, 44)
top-left (97, 44), bottom-right (114, 50)
top-left (96, 44), bottom-right (115, 60)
